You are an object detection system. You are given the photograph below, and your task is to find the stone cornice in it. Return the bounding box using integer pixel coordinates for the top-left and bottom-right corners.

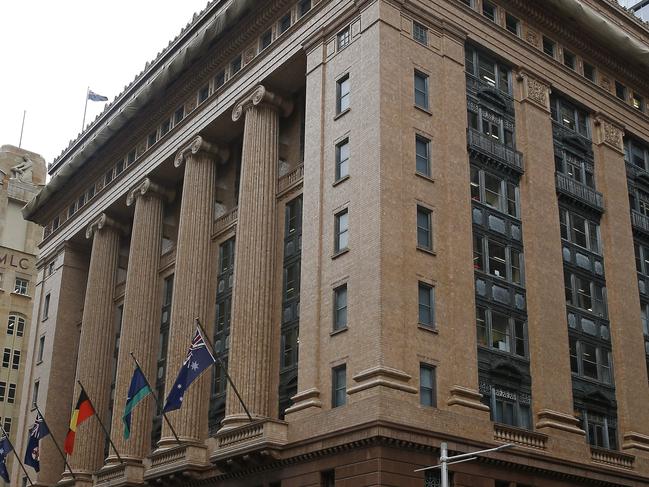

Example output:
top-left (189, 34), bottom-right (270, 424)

top-left (174, 136), bottom-right (229, 168)
top-left (125, 178), bottom-right (175, 207)
top-left (232, 85), bottom-right (294, 121)
top-left (85, 213), bottom-right (128, 239)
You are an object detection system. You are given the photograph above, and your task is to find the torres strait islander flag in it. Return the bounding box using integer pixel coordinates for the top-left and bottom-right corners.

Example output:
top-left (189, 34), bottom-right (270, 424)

top-left (122, 366), bottom-right (152, 440)
top-left (64, 390), bottom-right (95, 454)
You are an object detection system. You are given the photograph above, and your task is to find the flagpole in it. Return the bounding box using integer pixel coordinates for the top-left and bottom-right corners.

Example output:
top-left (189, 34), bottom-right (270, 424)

top-left (18, 110), bottom-right (26, 149)
top-left (76, 381), bottom-right (124, 464)
top-left (194, 318), bottom-right (254, 422)
top-left (81, 86), bottom-right (89, 131)
top-left (0, 425), bottom-right (34, 487)
top-left (34, 405), bottom-right (76, 480)
top-left (129, 353), bottom-right (181, 445)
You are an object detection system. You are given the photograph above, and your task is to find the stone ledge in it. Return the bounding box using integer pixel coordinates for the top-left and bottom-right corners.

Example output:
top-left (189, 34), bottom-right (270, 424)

top-left (212, 419), bottom-right (288, 461)
top-left (447, 385), bottom-right (490, 412)
top-left (347, 366), bottom-right (418, 395)
top-left (494, 423), bottom-right (548, 450)
top-left (590, 446), bottom-right (635, 469)
top-left (94, 462), bottom-right (145, 486)
top-left (145, 443), bottom-right (212, 481)
top-left (535, 409), bottom-right (585, 436)
top-left (622, 431), bottom-right (649, 452)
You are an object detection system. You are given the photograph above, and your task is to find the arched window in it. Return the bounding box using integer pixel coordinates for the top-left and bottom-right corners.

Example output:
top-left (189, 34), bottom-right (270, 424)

top-left (7, 315), bottom-right (25, 337)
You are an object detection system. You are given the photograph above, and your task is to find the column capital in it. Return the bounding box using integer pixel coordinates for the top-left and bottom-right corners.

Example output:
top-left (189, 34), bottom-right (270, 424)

top-left (174, 135), bottom-right (229, 168)
top-left (126, 178), bottom-right (175, 207)
top-left (85, 213), bottom-right (127, 239)
top-left (232, 85), bottom-right (293, 122)
top-left (516, 70), bottom-right (551, 111)
top-left (593, 115), bottom-right (625, 153)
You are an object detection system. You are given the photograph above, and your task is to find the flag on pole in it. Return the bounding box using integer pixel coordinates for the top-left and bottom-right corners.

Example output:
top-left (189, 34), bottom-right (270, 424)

top-left (0, 436), bottom-right (12, 482)
top-left (87, 90), bottom-right (108, 102)
top-left (123, 366), bottom-right (152, 439)
top-left (64, 390), bottom-right (95, 454)
top-left (163, 327), bottom-right (215, 413)
top-left (24, 412), bottom-right (50, 472)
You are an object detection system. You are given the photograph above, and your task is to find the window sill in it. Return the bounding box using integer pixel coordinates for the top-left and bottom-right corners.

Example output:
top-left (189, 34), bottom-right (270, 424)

top-left (418, 324), bottom-right (438, 334)
top-left (414, 105), bottom-right (433, 116)
top-left (334, 108), bottom-right (350, 121)
top-left (36, 360), bottom-right (43, 366)
top-left (11, 292), bottom-right (31, 299)
top-left (332, 248), bottom-right (350, 260)
top-left (330, 327), bottom-right (348, 337)
top-left (333, 175), bottom-right (350, 187)
top-left (415, 172), bottom-right (435, 183)
top-left (42, 316), bottom-right (48, 322)
top-left (416, 246), bottom-right (436, 257)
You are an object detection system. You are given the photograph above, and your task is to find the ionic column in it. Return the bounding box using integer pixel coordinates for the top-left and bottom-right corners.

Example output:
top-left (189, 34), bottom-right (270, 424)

top-left (223, 85), bottom-right (292, 428)
top-left (107, 179), bottom-right (172, 464)
top-left (159, 136), bottom-right (227, 445)
top-left (69, 214), bottom-right (123, 485)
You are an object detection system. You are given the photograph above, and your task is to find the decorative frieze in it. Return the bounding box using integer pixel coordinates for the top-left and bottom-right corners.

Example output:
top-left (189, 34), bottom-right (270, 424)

top-left (517, 72), bottom-right (550, 110)
top-left (594, 116), bottom-right (625, 153)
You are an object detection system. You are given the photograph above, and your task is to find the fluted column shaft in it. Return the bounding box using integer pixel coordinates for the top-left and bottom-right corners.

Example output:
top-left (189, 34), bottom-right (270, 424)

top-left (108, 179), bottom-right (167, 461)
top-left (160, 138), bottom-right (222, 445)
top-left (225, 86), bottom-right (290, 426)
top-left (70, 215), bottom-right (121, 478)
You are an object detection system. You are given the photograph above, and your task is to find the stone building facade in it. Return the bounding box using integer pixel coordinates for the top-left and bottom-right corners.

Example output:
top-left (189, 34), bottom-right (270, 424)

top-left (14, 0), bottom-right (649, 485)
top-left (0, 144), bottom-right (45, 481)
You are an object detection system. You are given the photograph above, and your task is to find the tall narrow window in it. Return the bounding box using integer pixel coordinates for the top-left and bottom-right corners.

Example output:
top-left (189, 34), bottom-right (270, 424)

top-left (415, 135), bottom-right (431, 177)
top-left (632, 93), bottom-right (645, 111)
top-left (337, 27), bottom-right (351, 50)
top-left (260, 30), bottom-right (272, 51)
top-left (413, 21), bottom-right (428, 45)
top-left (418, 282), bottom-right (435, 329)
top-left (231, 55), bottom-right (242, 75)
top-left (505, 13), bottom-right (520, 35)
top-left (333, 284), bottom-right (348, 331)
top-left (0, 382), bottom-right (5, 401)
top-left (543, 36), bottom-right (556, 57)
top-left (12, 350), bottom-right (20, 370)
top-left (334, 209), bottom-right (349, 253)
top-left (2, 349), bottom-right (9, 368)
top-left (563, 49), bottom-right (576, 70)
top-left (332, 364), bottom-right (347, 407)
top-left (32, 380), bottom-right (39, 409)
top-left (416, 206), bottom-right (432, 250)
top-left (7, 384), bottom-right (16, 404)
top-left (298, 0), bottom-right (311, 17)
top-left (279, 13), bottom-right (291, 34)
top-left (419, 364), bottom-right (436, 407)
top-left (37, 335), bottom-right (45, 363)
top-left (414, 71), bottom-right (429, 110)
top-left (482, 0), bottom-right (496, 21)
top-left (335, 138), bottom-right (350, 181)
top-left (336, 74), bottom-right (350, 114)
top-left (43, 293), bottom-right (51, 320)
top-left (583, 62), bottom-right (596, 82)
top-left (198, 85), bottom-right (209, 104)
top-left (615, 81), bottom-right (627, 101)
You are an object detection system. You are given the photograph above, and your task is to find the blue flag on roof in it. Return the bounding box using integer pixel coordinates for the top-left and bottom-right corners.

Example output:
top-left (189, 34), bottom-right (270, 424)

top-left (163, 326), bottom-right (215, 413)
top-left (0, 436), bottom-right (12, 482)
top-left (24, 411), bottom-right (50, 472)
top-left (87, 89), bottom-right (108, 102)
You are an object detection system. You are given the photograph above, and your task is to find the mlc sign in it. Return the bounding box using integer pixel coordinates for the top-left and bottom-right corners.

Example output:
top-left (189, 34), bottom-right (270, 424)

top-left (0, 253), bottom-right (30, 270)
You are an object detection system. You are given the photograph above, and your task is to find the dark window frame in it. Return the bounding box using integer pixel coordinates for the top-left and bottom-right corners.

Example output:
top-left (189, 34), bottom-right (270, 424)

top-left (332, 364), bottom-right (347, 407)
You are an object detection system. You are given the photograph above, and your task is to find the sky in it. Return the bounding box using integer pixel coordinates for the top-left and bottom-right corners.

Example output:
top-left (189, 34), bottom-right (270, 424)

top-left (0, 0), bottom-right (212, 165)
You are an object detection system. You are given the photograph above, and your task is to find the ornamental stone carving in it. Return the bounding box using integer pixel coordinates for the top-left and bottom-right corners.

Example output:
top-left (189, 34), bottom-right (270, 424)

top-left (595, 116), bottom-right (624, 151)
top-left (126, 178), bottom-right (174, 207)
top-left (232, 84), bottom-right (293, 122)
top-left (525, 28), bottom-right (539, 47)
top-left (174, 135), bottom-right (229, 168)
top-left (85, 213), bottom-right (127, 239)
top-left (517, 73), bottom-right (550, 109)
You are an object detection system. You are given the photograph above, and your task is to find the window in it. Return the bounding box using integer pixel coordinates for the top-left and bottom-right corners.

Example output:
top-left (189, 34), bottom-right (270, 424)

top-left (279, 13), bottom-right (291, 34)
top-left (569, 337), bottom-right (612, 384)
top-left (473, 235), bottom-right (523, 285)
top-left (555, 150), bottom-right (595, 189)
top-left (32, 380), bottom-right (39, 409)
top-left (414, 70), bottom-right (429, 109)
top-left (0, 382), bottom-right (5, 401)
top-left (543, 36), bottom-right (556, 57)
top-left (485, 384), bottom-right (531, 429)
top-left (160, 118), bottom-right (171, 137)
top-left (482, 0), bottom-right (496, 21)
top-left (3, 418), bottom-right (11, 434)
top-left (636, 242), bottom-right (649, 276)
top-left (37, 335), bottom-right (45, 363)
top-left (334, 209), bottom-right (349, 253)
top-left (198, 85), bottom-right (209, 104)
top-left (260, 30), bottom-right (272, 51)
top-left (14, 278), bottom-right (28, 295)
top-left (87, 184), bottom-right (96, 200)
top-left (417, 206), bottom-right (432, 250)
top-left (416, 135), bottom-right (431, 177)
top-left (413, 21), bottom-right (428, 45)
top-left (336, 74), bottom-right (350, 114)
top-left (337, 27), bottom-right (351, 50)
top-left (215, 70), bottom-right (226, 89)
top-left (476, 306), bottom-right (526, 357)
top-left (77, 193), bottom-right (86, 209)
top-left (632, 92), bottom-right (645, 111)
top-left (52, 216), bottom-right (60, 231)
top-left (465, 45), bottom-right (511, 94)
top-left (7, 384), bottom-right (15, 404)
top-left (419, 364), bottom-right (436, 406)
top-left (564, 272), bottom-right (607, 317)
top-left (335, 138), bottom-right (350, 181)
top-left (333, 284), bottom-right (348, 331)
top-left (563, 49), bottom-right (576, 70)
top-left (127, 149), bottom-right (136, 165)
top-left (298, 0), bottom-right (311, 17)
top-left (105, 167), bottom-right (114, 186)
top-left (559, 209), bottom-right (600, 253)
top-left (332, 364), bottom-right (346, 407)
top-left (231, 55), bottom-right (242, 75)
top-left (2, 349), bottom-right (9, 368)
top-left (12, 350), bottom-right (21, 370)
top-left (147, 131), bottom-right (158, 148)
top-left (418, 282), bottom-right (435, 328)
top-left (470, 167), bottom-right (518, 217)
top-left (8, 315), bottom-right (25, 337)
top-left (583, 62), bottom-right (596, 82)
top-left (615, 81), bottom-right (627, 101)
top-left (505, 13), bottom-right (520, 35)
top-left (174, 106), bottom-right (185, 125)
top-left (576, 409), bottom-right (617, 450)
top-left (551, 95), bottom-right (590, 138)
top-left (321, 470), bottom-right (335, 487)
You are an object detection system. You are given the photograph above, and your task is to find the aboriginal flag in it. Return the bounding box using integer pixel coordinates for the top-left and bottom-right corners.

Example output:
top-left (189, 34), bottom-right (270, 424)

top-left (64, 390), bottom-right (95, 454)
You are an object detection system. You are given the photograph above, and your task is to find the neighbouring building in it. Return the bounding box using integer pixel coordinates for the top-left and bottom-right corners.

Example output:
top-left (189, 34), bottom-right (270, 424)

top-left (619, 0), bottom-right (649, 21)
top-left (0, 145), bottom-right (45, 482)
top-left (13, 0), bottom-right (649, 486)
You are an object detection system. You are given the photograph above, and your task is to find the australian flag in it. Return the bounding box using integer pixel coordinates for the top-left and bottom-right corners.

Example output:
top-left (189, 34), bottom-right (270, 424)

top-left (0, 436), bottom-right (12, 482)
top-left (25, 412), bottom-right (49, 472)
top-left (163, 326), bottom-right (215, 413)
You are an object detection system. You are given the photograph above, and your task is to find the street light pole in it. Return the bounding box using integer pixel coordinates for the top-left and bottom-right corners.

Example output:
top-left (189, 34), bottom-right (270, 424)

top-left (415, 442), bottom-right (514, 487)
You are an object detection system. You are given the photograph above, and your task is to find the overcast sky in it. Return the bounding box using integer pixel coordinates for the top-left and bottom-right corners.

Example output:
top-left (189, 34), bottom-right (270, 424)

top-left (0, 0), bottom-right (212, 164)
